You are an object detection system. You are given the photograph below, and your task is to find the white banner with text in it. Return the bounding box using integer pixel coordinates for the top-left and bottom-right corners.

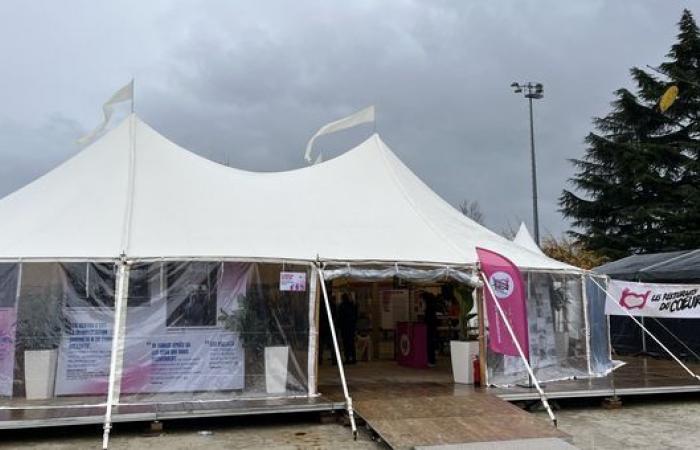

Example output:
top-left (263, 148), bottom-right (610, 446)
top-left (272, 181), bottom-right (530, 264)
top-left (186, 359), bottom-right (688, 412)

top-left (605, 279), bottom-right (700, 318)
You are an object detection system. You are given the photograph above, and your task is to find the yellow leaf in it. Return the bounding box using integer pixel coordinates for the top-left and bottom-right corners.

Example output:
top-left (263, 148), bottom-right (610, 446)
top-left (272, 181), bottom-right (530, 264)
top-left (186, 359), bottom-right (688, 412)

top-left (659, 85), bottom-right (679, 112)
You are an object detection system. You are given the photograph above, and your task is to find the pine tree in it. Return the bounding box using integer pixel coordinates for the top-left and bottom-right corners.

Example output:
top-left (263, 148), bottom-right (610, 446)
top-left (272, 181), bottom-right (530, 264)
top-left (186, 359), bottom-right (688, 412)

top-left (561, 9), bottom-right (700, 260)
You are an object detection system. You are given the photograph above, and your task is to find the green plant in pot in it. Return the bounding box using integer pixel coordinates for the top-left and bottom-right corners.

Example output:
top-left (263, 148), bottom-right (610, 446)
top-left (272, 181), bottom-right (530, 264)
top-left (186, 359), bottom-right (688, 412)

top-left (218, 289), bottom-right (287, 350)
top-left (16, 290), bottom-right (63, 400)
top-left (219, 287), bottom-right (289, 394)
top-left (454, 286), bottom-right (478, 341)
top-left (449, 285), bottom-right (480, 384)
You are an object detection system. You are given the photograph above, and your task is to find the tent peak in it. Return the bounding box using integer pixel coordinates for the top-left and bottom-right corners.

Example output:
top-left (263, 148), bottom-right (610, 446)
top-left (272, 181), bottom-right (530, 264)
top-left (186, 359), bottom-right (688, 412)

top-left (512, 222), bottom-right (545, 256)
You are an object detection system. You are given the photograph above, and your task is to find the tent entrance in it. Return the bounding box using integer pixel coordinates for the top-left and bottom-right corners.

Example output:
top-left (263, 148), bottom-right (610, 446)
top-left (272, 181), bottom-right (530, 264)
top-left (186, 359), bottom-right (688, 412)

top-left (315, 277), bottom-right (569, 447)
top-left (317, 278), bottom-right (475, 382)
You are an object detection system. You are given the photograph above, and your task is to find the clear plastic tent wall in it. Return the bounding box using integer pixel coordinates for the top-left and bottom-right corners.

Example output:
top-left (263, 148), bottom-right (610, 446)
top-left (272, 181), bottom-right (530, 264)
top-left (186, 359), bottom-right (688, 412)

top-left (323, 263), bottom-right (617, 386)
top-left (585, 274), bottom-right (617, 375)
top-left (486, 271), bottom-right (616, 386)
top-left (0, 262), bottom-right (116, 423)
top-left (117, 261), bottom-right (311, 409)
top-left (0, 261), bottom-right (314, 423)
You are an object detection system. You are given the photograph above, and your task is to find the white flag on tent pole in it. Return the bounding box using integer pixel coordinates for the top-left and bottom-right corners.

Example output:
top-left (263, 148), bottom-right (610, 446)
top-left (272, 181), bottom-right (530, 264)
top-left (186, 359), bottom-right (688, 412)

top-left (304, 105), bottom-right (375, 163)
top-left (77, 80), bottom-right (134, 145)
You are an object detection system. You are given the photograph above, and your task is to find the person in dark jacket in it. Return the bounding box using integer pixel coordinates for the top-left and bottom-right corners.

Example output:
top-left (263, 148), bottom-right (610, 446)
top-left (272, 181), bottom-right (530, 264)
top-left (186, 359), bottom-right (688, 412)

top-left (337, 293), bottom-right (358, 364)
top-left (422, 291), bottom-right (438, 367)
top-left (318, 282), bottom-right (336, 365)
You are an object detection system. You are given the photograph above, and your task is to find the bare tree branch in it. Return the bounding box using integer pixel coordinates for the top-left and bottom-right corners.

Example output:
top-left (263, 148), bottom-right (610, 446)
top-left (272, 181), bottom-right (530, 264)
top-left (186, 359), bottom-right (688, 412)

top-left (458, 199), bottom-right (485, 225)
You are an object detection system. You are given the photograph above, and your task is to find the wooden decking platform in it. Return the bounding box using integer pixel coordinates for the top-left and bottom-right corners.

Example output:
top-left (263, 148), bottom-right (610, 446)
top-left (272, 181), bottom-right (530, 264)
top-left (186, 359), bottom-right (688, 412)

top-left (319, 360), bottom-right (568, 449)
top-left (0, 395), bottom-right (339, 429)
top-left (490, 356), bottom-right (700, 401)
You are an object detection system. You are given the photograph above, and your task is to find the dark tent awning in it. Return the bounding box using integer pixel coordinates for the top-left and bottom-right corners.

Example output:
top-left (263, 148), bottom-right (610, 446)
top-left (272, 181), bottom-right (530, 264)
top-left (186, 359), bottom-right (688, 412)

top-left (595, 249), bottom-right (700, 282)
top-left (597, 249), bottom-right (700, 358)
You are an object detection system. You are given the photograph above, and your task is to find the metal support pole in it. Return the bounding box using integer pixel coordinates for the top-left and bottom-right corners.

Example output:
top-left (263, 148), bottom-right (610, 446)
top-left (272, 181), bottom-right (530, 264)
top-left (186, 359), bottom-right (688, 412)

top-left (641, 316), bottom-right (648, 354)
top-left (102, 260), bottom-right (130, 449)
top-left (307, 265), bottom-right (320, 396)
top-left (481, 272), bottom-right (557, 426)
top-left (476, 287), bottom-right (487, 385)
top-left (581, 275), bottom-right (593, 376)
top-left (317, 267), bottom-right (357, 439)
top-left (528, 96), bottom-right (540, 245)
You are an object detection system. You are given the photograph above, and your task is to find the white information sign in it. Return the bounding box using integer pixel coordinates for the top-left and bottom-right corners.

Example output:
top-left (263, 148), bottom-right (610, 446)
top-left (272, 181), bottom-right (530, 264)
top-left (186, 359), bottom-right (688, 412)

top-left (280, 272), bottom-right (306, 292)
top-left (605, 279), bottom-right (700, 319)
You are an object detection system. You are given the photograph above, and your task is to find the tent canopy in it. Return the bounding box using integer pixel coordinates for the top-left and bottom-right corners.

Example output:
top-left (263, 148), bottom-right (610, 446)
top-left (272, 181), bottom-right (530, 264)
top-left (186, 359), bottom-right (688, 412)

top-left (0, 115), bottom-right (575, 270)
top-left (595, 249), bottom-right (700, 282)
top-left (512, 222), bottom-right (545, 256)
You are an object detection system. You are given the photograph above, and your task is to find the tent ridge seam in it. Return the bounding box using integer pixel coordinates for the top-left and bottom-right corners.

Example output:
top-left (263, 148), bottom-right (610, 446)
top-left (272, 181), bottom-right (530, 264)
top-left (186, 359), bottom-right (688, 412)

top-left (119, 114), bottom-right (137, 255)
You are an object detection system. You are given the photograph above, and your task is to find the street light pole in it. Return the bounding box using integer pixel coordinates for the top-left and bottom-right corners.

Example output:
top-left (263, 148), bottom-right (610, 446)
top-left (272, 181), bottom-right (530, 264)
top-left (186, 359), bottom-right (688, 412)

top-left (528, 96), bottom-right (539, 245)
top-left (511, 82), bottom-right (543, 245)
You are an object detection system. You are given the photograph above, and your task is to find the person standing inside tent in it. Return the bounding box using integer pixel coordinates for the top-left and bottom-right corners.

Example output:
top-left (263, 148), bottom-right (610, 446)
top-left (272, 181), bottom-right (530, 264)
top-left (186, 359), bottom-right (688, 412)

top-left (422, 291), bottom-right (439, 367)
top-left (338, 293), bottom-right (358, 364)
top-left (318, 283), bottom-right (336, 365)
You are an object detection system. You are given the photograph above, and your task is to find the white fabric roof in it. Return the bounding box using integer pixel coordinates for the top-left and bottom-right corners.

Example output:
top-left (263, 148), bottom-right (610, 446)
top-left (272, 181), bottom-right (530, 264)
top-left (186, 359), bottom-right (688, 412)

top-left (0, 115), bottom-right (575, 270)
top-left (513, 222), bottom-right (546, 256)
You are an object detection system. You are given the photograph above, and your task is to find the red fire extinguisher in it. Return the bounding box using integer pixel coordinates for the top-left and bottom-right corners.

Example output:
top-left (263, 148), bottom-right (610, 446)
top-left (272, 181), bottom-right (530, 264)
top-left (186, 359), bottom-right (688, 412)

top-left (472, 354), bottom-right (481, 386)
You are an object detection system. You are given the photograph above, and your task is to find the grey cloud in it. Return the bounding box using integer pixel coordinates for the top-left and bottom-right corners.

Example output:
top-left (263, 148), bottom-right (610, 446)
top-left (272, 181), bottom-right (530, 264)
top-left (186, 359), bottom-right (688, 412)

top-left (0, 0), bottom-right (696, 238)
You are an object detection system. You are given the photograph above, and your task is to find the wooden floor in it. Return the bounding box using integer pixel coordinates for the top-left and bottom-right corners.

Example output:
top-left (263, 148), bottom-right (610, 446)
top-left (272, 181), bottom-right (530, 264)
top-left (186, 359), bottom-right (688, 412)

top-left (318, 359), bottom-right (567, 449)
top-left (491, 356), bottom-right (700, 401)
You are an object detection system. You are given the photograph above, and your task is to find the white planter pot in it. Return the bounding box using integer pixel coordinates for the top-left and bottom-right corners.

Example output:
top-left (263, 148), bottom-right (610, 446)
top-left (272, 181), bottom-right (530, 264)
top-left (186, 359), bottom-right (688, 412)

top-left (24, 349), bottom-right (57, 400)
top-left (264, 346), bottom-right (289, 394)
top-left (450, 341), bottom-right (479, 384)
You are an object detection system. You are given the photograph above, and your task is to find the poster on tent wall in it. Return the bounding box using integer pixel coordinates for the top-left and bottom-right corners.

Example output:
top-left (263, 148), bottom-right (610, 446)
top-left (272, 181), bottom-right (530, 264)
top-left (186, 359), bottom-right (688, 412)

top-left (55, 262), bottom-right (250, 396)
top-left (55, 310), bottom-right (245, 395)
top-left (0, 308), bottom-right (17, 397)
top-left (476, 247), bottom-right (529, 357)
top-left (54, 308), bottom-right (113, 395)
top-left (280, 272), bottom-right (306, 292)
top-left (605, 279), bottom-right (700, 319)
top-left (120, 330), bottom-right (244, 394)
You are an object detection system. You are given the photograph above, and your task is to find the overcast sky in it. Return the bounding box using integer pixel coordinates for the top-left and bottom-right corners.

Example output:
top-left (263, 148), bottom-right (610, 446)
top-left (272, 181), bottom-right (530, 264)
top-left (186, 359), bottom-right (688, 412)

top-left (0, 1), bottom-right (695, 237)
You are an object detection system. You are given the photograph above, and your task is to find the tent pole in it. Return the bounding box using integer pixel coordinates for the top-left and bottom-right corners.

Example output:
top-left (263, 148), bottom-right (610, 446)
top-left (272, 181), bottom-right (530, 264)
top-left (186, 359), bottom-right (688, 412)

top-left (590, 277), bottom-right (700, 381)
top-left (581, 275), bottom-right (593, 375)
top-left (603, 277), bottom-right (613, 360)
top-left (476, 287), bottom-right (487, 385)
top-left (307, 265), bottom-right (320, 396)
top-left (102, 260), bottom-right (130, 450)
top-left (317, 267), bottom-right (357, 439)
top-left (480, 272), bottom-right (557, 427)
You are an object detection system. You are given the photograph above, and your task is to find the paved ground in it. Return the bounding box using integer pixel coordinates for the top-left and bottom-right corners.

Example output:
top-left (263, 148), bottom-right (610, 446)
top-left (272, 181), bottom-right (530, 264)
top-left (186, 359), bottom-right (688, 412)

top-left (3, 394), bottom-right (700, 449)
top-left (535, 393), bottom-right (700, 450)
top-left (0, 414), bottom-right (378, 450)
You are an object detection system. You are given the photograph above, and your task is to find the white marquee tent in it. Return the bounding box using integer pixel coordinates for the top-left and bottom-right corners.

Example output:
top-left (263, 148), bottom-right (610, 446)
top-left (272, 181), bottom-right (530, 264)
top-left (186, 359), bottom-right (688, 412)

top-left (0, 115), bottom-right (615, 447)
top-left (0, 115), bottom-right (572, 269)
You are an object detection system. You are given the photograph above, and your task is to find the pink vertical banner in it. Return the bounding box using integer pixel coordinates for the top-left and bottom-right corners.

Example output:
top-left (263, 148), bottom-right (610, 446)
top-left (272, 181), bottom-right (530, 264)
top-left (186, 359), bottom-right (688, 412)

top-left (476, 247), bottom-right (529, 358)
